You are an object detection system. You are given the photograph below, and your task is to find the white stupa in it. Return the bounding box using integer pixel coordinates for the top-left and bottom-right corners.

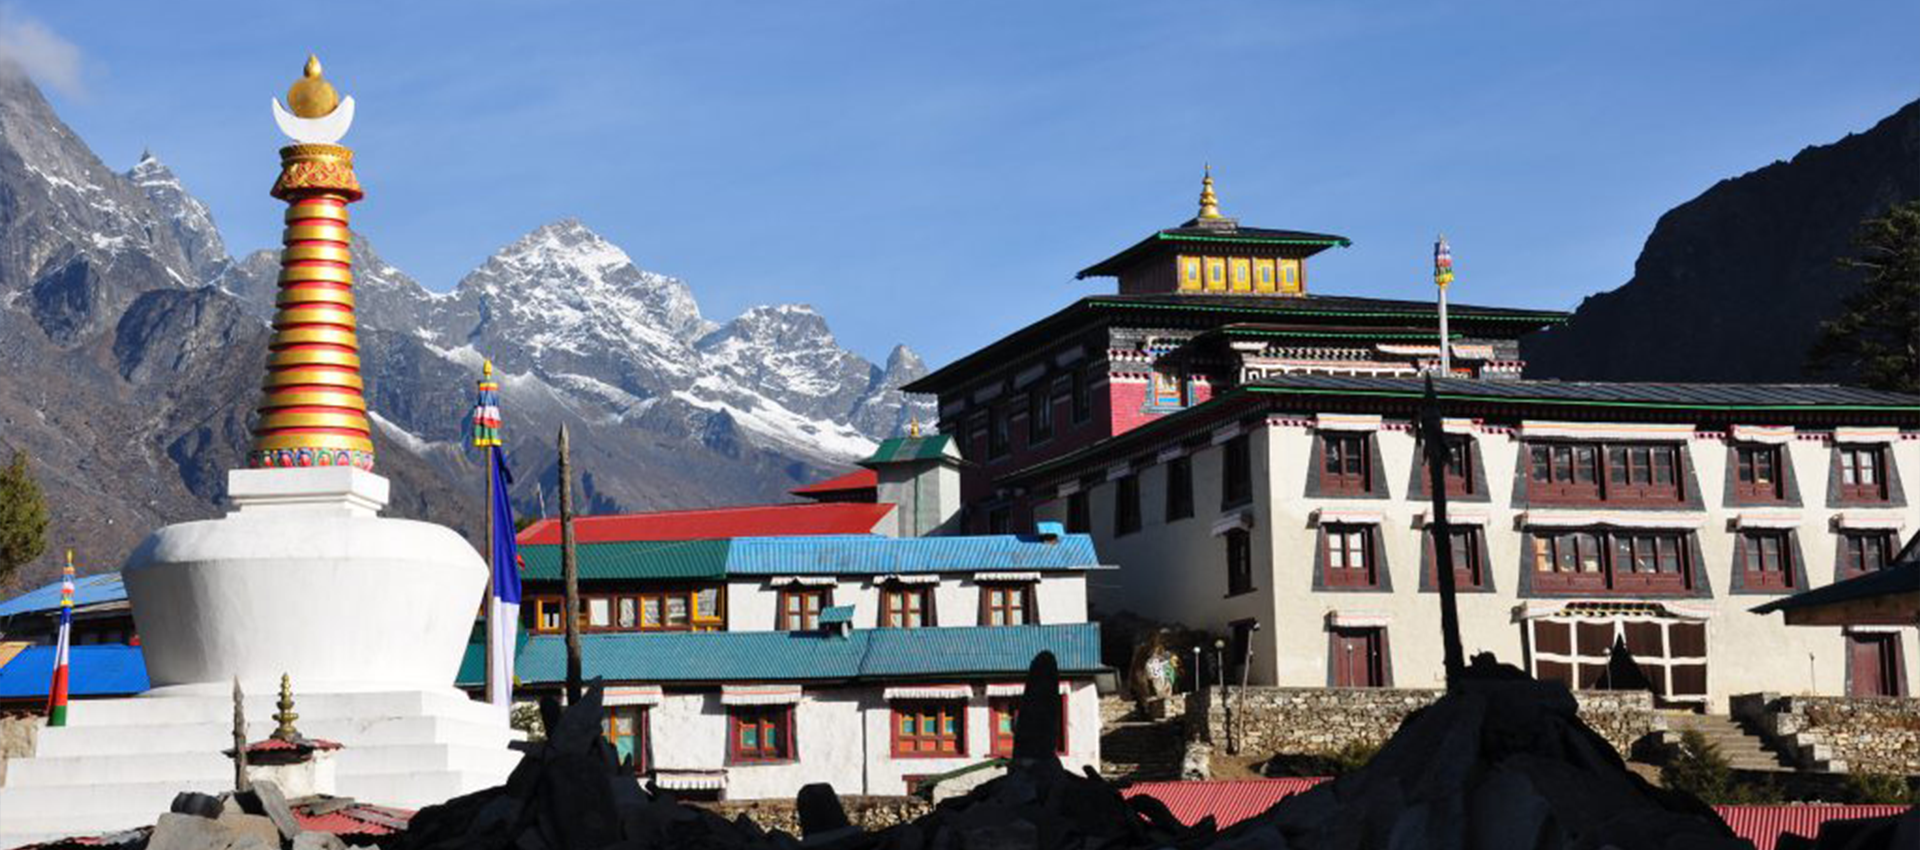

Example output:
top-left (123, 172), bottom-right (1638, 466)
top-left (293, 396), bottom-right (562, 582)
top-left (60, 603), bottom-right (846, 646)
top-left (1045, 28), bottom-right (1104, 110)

top-left (0, 58), bottom-right (519, 847)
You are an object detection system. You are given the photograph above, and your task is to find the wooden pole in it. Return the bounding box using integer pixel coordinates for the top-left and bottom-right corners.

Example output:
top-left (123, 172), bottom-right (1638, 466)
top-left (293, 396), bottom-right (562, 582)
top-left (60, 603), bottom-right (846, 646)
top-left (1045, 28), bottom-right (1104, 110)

top-left (558, 425), bottom-right (583, 705)
top-left (483, 444), bottom-right (496, 706)
top-left (1419, 376), bottom-right (1468, 690)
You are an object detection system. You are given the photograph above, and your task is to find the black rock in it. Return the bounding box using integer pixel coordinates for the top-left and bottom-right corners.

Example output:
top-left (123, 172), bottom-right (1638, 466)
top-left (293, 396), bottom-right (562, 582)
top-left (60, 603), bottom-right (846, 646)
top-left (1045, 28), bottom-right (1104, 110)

top-left (167, 791), bottom-right (223, 819)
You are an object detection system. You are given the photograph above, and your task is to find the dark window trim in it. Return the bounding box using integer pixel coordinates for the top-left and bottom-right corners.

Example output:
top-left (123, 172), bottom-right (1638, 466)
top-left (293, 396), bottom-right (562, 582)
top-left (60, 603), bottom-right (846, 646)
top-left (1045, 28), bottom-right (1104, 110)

top-left (1834, 528), bottom-right (1898, 583)
top-left (1828, 443), bottom-right (1905, 508)
top-left (1728, 528), bottom-right (1808, 595)
top-left (1407, 434), bottom-right (1490, 503)
top-left (1725, 442), bottom-right (1797, 506)
top-left (1113, 473), bottom-right (1142, 536)
top-left (1027, 381), bottom-right (1055, 445)
top-left (1164, 455), bottom-right (1195, 522)
top-left (1222, 432), bottom-right (1255, 509)
top-left (1070, 365), bottom-right (1094, 424)
top-left (1065, 490), bottom-right (1090, 534)
top-left (1224, 527), bottom-right (1255, 597)
top-left (879, 581), bottom-right (936, 628)
top-left (890, 699), bottom-right (968, 758)
top-left (1305, 431), bottom-right (1388, 501)
top-left (1513, 440), bottom-right (1705, 512)
top-left (978, 582), bottom-right (1038, 626)
top-left (1515, 528), bottom-right (1713, 599)
top-left (1312, 523), bottom-right (1392, 593)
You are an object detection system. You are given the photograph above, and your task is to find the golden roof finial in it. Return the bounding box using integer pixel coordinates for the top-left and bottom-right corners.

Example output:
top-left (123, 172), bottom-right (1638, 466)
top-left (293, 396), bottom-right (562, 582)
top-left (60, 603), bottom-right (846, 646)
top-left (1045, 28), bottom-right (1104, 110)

top-left (1197, 164), bottom-right (1222, 220)
top-left (908, 416), bottom-right (922, 439)
top-left (483, 359), bottom-right (493, 379)
top-left (271, 673), bottom-right (301, 742)
top-left (287, 54), bottom-right (340, 119)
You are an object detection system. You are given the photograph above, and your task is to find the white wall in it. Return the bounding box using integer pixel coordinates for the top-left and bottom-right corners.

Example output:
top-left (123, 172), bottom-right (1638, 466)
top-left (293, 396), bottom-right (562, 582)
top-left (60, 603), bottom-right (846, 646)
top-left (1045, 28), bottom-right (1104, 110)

top-left (641, 681), bottom-right (1101, 799)
top-left (1043, 418), bottom-right (1920, 708)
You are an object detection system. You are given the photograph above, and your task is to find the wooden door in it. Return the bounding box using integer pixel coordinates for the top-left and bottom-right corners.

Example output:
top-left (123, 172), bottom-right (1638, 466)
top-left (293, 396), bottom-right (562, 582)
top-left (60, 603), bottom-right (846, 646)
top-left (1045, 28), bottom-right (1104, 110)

top-left (1849, 634), bottom-right (1900, 697)
top-left (1332, 628), bottom-right (1383, 687)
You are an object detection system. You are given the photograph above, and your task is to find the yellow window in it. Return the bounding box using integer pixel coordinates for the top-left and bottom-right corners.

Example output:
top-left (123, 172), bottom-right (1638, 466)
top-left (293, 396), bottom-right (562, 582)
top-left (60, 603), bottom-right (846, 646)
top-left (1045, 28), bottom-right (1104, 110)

top-left (1229, 258), bottom-right (1252, 292)
top-left (1279, 259), bottom-right (1302, 294)
top-left (1254, 259), bottom-right (1276, 293)
top-left (1205, 257), bottom-right (1227, 292)
top-left (1178, 256), bottom-right (1202, 291)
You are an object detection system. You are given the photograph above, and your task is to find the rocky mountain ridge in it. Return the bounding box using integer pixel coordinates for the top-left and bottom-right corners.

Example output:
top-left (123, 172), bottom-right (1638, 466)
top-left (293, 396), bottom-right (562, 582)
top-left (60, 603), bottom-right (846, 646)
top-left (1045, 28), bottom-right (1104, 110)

top-left (0, 61), bottom-right (928, 585)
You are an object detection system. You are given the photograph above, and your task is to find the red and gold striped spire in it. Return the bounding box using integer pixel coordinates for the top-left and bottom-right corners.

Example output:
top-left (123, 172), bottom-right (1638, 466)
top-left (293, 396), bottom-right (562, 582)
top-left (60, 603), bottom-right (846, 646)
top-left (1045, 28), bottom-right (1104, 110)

top-left (250, 57), bottom-right (373, 471)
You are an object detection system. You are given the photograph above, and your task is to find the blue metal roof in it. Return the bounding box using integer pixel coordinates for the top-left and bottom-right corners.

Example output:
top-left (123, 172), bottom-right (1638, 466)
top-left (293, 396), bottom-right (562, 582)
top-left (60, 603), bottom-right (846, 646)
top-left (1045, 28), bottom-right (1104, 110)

top-left (458, 623), bottom-right (1101, 687)
top-left (0, 644), bottom-right (149, 698)
top-left (818, 605), bottom-right (854, 626)
top-left (0, 573), bottom-right (128, 618)
top-left (722, 534), bottom-right (1105, 575)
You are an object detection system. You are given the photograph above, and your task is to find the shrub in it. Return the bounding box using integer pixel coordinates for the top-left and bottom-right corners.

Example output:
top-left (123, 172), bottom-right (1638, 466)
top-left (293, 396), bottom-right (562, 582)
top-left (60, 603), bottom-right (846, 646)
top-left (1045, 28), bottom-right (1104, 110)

top-left (1841, 773), bottom-right (1916, 805)
top-left (1261, 739), bottom-right (1382, 777)
top-left (1661, 730), bottom-right (1735, 803)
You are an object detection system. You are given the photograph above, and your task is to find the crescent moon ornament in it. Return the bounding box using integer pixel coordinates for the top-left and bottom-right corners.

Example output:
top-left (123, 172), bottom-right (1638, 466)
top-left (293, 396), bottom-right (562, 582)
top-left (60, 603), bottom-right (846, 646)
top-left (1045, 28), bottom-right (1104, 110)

top-left (272, 96), bottom-right (355, 145)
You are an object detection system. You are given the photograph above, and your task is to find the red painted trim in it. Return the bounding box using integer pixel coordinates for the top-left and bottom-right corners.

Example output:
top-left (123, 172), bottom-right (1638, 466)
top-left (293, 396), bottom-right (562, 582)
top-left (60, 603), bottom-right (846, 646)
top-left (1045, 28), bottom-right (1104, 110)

top-left (890, 700), bottom-right (967, 758)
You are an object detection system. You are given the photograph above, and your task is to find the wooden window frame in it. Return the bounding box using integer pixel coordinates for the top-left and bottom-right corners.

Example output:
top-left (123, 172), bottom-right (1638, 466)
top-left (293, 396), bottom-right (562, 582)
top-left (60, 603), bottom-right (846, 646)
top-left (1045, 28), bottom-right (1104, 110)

top-left (777, 587), bottom-right (832, 631)
top-left (979, 583), bottom-right (1035, 626)
top-left (989, 695), bottom-right (1068, 756)
top-left (1527, 443), bottom-right (1603, 502)
top-left (1422, 436), bottom-right (1474, 496)
top-left (1531, 529), bottom-right (1692, 594)
top-left (603, 705), bottom-right (650, 775)
top-left (891, 700), bottom-right (967, 758)
top-left (1733, 444), bottom-right (1785, 502)
top-left (1838, 529), bottom-right (1895, 580)
top-left (1151, 371), bottom-right (1183, 408)
top-left (1225, 528), bottom-right (1255, 596)
top-left (1114, 474), bottom-right (1142, 536)
top-left (1837, 445), bottom-right (1889, 503)
top-left (880, 583), bottom-right (934, 628)
top-left (1027, 383), bottom-right (1054, 443)
top-left (1739, 529), bottom-right (1795, 592)
top-left (1605, 443), bottom-right (1683, 504)
top-left (987, 404), bottom-right (1011, 459)
top-left (727, 705), bottom-right (795, 764)
top-left (1322, 524), bottom-right (1378, 588)
top-left (1429, 526), bottom-right (1486, 590)
top-left (1070, 366), bottom-right (1092, 424)
top-left (1322, 433), bottom-right (1372, 495)
top-left (1222, 434), bottom-right (1253, 507)
top-left (1165, 455), bottom-right (1194, 521)
top-left (1065, 490), bottom-right (1090, 534)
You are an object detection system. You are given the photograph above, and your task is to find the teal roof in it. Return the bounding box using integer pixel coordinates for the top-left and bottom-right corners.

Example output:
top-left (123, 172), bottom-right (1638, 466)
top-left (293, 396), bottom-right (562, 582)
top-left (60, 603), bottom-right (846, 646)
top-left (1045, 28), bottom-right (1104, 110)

top-left (518, 534), bottom-right (1106, 582)
top-left (723, 534), bottom-right (1104, 575)
top-left (819, 605), bottom-right (855, 626)
top-left (458, 623), bottom-right (1101, 687)
top-left (519, 539), bottom-right (730, 581)
top-left (862, 435), bottom-right (955, 465)
top-left (0, 573), bottom-right (127, 618)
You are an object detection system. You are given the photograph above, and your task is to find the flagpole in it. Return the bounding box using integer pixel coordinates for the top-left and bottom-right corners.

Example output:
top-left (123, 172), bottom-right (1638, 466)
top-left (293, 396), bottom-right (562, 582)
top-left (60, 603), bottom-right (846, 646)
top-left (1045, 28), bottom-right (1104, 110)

top-left (483, 363), bottom-right (496, 708)
top-left (47, 549), bottom-right (74, 727)
top-left (1435, 235), bottom-right (1453, 376)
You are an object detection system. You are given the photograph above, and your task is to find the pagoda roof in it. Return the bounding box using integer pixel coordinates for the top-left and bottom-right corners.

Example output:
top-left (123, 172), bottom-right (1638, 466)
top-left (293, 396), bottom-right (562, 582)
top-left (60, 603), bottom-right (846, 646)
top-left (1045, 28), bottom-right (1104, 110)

top-left (904, 294), bottom-right (1567, 396)
top-left (1077, 225), bottom-right (1353, 279)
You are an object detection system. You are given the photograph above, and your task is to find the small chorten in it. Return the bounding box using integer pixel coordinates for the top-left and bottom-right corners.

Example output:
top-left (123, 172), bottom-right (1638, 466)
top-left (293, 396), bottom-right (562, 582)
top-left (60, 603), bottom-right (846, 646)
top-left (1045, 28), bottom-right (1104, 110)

top-left (271, 673), bottom-right (301, 742)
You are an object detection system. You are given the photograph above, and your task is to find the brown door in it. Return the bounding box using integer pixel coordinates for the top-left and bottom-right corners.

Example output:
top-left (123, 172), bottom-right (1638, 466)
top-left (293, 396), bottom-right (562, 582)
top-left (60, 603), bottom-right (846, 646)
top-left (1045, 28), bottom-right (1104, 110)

top-left (1849, 634), bottom-right (1903, 697)
top-left (1332, 627), bottom-right (1384, 687)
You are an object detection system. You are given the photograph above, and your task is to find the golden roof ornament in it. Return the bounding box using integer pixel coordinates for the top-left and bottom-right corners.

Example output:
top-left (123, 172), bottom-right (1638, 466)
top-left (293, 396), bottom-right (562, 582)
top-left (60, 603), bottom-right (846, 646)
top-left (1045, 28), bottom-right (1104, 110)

top-left (1197, 165), bottom-right (1222, 220)
top-left (287, 55), bottom-right (339, 118)
top-left (909, 416), bottom-right (921, 439)
top-left (271, 673), bottom-right (301, 742)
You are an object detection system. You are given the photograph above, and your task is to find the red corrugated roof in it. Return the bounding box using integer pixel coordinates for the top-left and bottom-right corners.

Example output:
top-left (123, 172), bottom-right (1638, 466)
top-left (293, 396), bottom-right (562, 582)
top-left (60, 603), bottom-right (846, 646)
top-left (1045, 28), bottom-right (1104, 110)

top-left (517, 502), bottom-right (894, 545)
top-left (790, 469), bottom-right (878, 496)
top-left (1121, 780), bottom-right (1908, 849)
top-left (292, 802), bottom-right (414, 838)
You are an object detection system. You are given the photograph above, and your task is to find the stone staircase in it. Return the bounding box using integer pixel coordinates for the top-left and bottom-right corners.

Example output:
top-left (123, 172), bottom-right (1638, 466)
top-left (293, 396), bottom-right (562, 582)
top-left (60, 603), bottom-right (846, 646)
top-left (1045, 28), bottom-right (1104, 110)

top-left (1665, 713), bottom-right (1794, 772)
top-left (1098, 696), bottom-right (1185, 782)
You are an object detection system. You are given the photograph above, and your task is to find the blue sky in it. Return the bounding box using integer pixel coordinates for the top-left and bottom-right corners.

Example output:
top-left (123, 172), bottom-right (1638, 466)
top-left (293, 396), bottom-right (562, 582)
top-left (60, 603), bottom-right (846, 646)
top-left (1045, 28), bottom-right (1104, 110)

top-left (12, 1), bottom-right (1920, 367)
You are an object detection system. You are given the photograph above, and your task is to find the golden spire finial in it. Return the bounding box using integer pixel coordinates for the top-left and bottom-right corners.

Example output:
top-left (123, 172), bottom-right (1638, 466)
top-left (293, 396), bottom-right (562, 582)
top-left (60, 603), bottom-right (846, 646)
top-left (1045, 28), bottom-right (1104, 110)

top-left (271, 673), bottom-right (301, 742)
top-left (1197, 164), bottom-right (1222, 220)
top-left (483, 359), bottom-right (493, 379)
top-left (909, 416), bottom-right (922, 439)
top-left (287, 54), bottom-right (340, 119)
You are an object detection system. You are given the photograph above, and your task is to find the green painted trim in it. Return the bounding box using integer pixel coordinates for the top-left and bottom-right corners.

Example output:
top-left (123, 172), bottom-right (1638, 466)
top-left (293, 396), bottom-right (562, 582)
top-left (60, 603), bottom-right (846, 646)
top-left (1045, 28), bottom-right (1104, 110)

top-left (1246, 384), bottom-right (1920, 413)
top-left (1219, 328), bottom-right (1464, 341)
top-left (1155, 232), bottom-right (1352, 248)
top-left (1087, 298), bottom-right (1569, 324)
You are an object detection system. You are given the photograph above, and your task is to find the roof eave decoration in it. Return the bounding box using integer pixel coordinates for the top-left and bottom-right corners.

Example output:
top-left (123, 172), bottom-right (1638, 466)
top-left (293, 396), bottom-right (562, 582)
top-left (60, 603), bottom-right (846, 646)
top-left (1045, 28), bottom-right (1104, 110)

top-left (1075, 231), bottom-right (1353, 280)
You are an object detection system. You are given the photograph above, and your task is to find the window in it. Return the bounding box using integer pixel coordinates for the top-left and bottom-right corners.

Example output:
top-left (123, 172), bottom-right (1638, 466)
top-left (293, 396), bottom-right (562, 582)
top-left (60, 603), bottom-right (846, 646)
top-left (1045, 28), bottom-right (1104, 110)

top-left (1733, 444), bottom-right (1785, 501)
top-left (980, 583), bottom-right (1034, 626)
top-left (1322, 434), bottom-right (1371, 495)
top-left (1531, 529), bottom-right (1692, 594)
top-left (1253, 258), bottom-right (1276, 293)
top-left (1114, 474), bottom-right (1141, 535)
top-left (1151, 371), bottom-right (1183, 408)
top-left (1430, 527), bottom-right (1485, 590)
top-left (892, 701), bottom-right (966, 757)
top-left (1528, 444), bottom-right (1601, 501)
top-left (988, 405), bottom-right (1011, 459)
top-left (1028, 384), bottom-right (1053, 443)
top-left (988, 507), bottom-right (1011, 535)
top-left (1165, 455), bottom-right (1194, 521)
top-left (1225, 528), bottom-right (1254, 595)
top-left (881, 583), bottom-right (933, 628)
top-left (1838, 446), bottom-right (1888, 502)
top-left (602, 706), bottom-right (649, 775)
top-left (1422, 437), bottom-right (1473, 495)
top-left (968, 414), bottom-right (988, 462)
top-left (1229, 620), bottom-right (1256, 684)
top-left (1839, 530), bottom-right (1895, 580)
top-left (534, 598), bottom-right (562, 632)
top-left (778, 587), bottom-right (831, 631)
top-left (728, 705), bottom-right (794, 763)
top-left (1330, 627), bottom-right (1387, 688)
top-left (989, 696), bottom-right (1067, 756)
top-left (1740, 530), bottom-right (1795, 592)
top-left (1205, 257), bottom-right (1226, 291)
top-left (1606, 444), bottom-right (1682, 503)
top-left (1229, 257), bottom-right (1251, 292)
top-left (1222, 434), bottom-right (1252, 506)
top-left (1179, 256), bottom-right (1202, 291)
top-left (1279, 259), bottom-right (1301, 294)
top-left (1323, 525), bottom-right (1378, 588)
top-left (1071, 366), bottom-right (1092, 423)
top-left (1066, 490), bottom-right (1090, 534)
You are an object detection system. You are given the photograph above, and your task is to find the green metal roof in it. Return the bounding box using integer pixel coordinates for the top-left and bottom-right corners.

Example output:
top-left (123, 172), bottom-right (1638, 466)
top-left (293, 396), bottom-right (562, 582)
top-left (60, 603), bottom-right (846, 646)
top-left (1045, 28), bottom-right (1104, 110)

top-left (863, 434), bottom-right (955, 465)
top-left (518, 539), bottom-right (731, 581)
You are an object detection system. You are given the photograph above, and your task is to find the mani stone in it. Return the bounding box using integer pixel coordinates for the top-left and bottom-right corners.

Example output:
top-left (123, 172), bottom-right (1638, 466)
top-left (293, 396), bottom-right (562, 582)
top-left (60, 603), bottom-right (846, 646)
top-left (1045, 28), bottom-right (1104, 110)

top-left (238, 779), bottom-right (304, 841)
top-left (147, 812), bottom-right (273, 850)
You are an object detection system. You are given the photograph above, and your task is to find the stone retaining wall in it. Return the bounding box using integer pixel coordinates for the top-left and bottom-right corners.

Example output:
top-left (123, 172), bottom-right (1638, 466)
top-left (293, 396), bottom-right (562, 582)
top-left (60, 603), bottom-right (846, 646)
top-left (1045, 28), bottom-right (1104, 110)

top-left (1189, 687), bottom-right (1659, 760)
top-left (1733, 693), bottom-right (1920, 775)
top-left (695, 796), bottom-right (931, 834)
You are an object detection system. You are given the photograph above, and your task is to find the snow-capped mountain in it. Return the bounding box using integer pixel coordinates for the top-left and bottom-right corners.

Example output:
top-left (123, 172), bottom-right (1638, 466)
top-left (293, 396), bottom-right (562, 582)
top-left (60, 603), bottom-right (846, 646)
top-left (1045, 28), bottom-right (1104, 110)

top-left (0, 62), bottom-right (931, 582)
